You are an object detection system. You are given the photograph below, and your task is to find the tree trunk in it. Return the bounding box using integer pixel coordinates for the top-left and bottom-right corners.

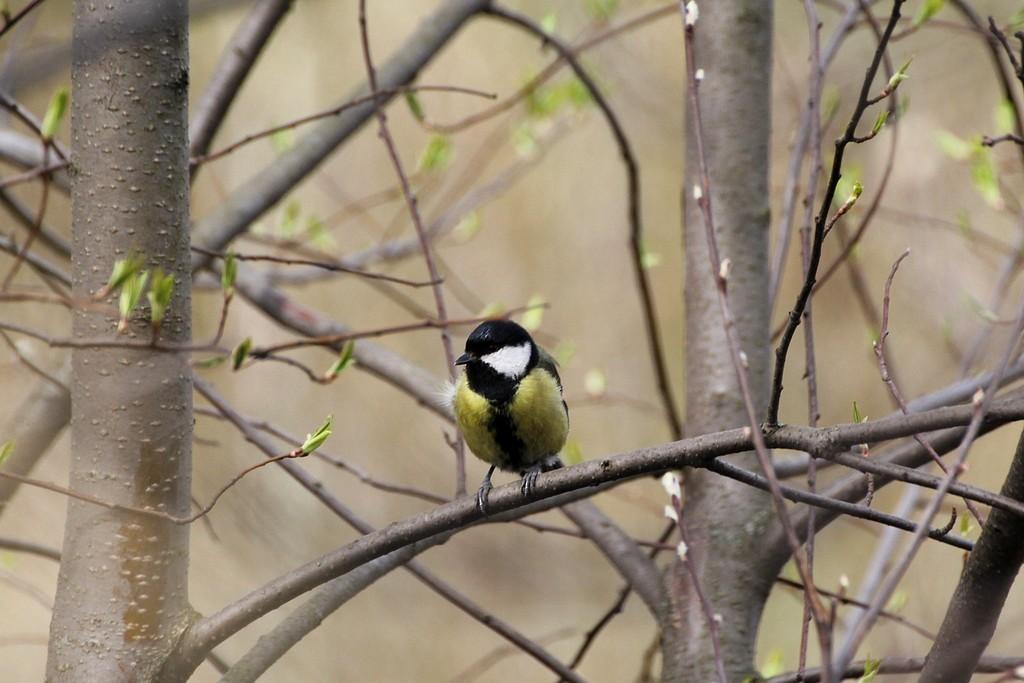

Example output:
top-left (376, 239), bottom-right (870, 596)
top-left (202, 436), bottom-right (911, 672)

top-left (47, 2), bottom-right (193, 680)
top-left (666, 1), bottom-right (775, 680)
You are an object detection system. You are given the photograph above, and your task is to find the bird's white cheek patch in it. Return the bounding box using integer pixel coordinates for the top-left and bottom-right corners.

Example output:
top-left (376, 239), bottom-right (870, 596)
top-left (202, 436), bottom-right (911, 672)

top-left (481, 343), bottom-right (532, 378)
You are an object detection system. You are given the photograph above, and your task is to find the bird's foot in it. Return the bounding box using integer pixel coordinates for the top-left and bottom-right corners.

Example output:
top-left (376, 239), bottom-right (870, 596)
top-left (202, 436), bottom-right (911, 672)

top-left (520, 464), bottom-right (541, 500)
top-left (476, 465), bottom-right (496, 516)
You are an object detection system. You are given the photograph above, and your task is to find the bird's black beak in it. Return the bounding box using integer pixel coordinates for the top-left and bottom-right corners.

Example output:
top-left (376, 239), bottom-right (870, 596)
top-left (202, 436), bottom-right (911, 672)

top-left (455, 352), bottom-right (473, 366)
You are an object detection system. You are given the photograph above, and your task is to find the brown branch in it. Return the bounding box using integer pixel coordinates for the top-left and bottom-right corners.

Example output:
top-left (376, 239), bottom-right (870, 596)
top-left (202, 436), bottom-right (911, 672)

top-left (189, 244), bottom-right (442, 288)
top-left (358, 0), bottom-right (466, 494)
top-left (190, 84), bottom-right (496, 168)
top-left (766, 655), bottom-right (1024, 683)
top-left (766, 0), bottom-right (906, 427)
top-left (681, 0), bottom-right (832, 654)
top-left (485, 4), bottom-right (682, 440)
top-left (0, 0), bottom-right (47, 42)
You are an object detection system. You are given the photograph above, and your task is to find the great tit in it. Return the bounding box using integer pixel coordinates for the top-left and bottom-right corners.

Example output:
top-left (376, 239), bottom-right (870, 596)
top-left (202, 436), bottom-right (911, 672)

top-left (453, 319), bottom-right (568, 514)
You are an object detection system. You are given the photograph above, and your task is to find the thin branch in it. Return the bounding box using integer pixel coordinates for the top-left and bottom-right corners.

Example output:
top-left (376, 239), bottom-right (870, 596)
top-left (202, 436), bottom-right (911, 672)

top-left (174, 383), bottom-right (1024, 676)
top-left (485, 4), bottom-right (682, 440)
top-left (832, 286), bottom-right (1024, 677)
top-left (358, 0), bottom-right (466, 494)
top-left (189, 244), bottom-right (442, 287)
top-left (766, 655), bottom-right (1024, 683)
top-left (0, 0), bottom-right (47, 42)
top-left (189, 0), bottom-right (489, 272)
top-left (562, 522), bottom-right (674, 677)
top-left (194, 378), bottom-right (587, 683)
top-left (189, 0), bottom-right (295, 164)
top-left (681, 0), bottom-right (832, 655)
top-left (706, 459), bottom-right (973, 551)
top-left (766, 0), bottom-right (906, 427)
top-left (191, 84), bottom-right (496, 168)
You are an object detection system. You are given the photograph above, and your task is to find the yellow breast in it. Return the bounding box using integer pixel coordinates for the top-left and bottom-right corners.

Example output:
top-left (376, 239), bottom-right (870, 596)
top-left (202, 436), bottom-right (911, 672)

top-left (453, 369), bottom-right (568, 469)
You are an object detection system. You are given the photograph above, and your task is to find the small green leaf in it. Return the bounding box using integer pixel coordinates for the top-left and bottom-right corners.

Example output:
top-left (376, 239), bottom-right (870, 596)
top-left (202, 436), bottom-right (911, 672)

top-left (995, 99), bottom-right (1016, 135)
top-left (478, 302), bottom-right (506, 318)
top-left (301, 415), bottom-right (333, 455)
top-left (221, 253), bottom-right (237, 294)
top-left (270, 128), bottom-right (294, 154)
top-left (231, 337), bottom-right (252, 370)
top-left (835, 166), bottom-right (862, 208)
top-left (759, 649), bottom-right (785, 679)
top-left (584, 0), bottom-right (618, 20)
top-left (858, 656), bottom-right (881, 683)
top-left (40, 88), bottom-right (68, 141)
top-left (453, 211), bottom-right (482, 243)
top-left (305, 214), bottom-right (335, 249)
top-left (325, 341), bottom-right (356, 379)
top-left (959, 509), bottom-right (973, 536)
top-left (935, 130), bottom-right (972, 160)
top-left (563, 440), bottom-right (583, 465)
top-left (871, 109), bottom-right (889, 135)
top-left (280, 199), bottom-right (301, 235)
top-left (404, 91), bottom-right (425, 121)
top-left (540, 11), bottom-right (557, 34)
top-left (912, 0), bottom-right (945, 27)
top-left (584, 368), bottom-right (607, 398)
top-left (146, 268), bottom-right (175, 328)
top-left (521, 294), bottom-right (546, 332)
top-left (0, 441), bottom-right (13, 467)
top-left (512, 122), bottom-right (538, 158)
top-left (639, 240), bottom-right (662, 269)
top-left (887, 590), bottom-right (907, 612)
top-left (106, 252), bottom-right (146, 294)
top-left (1012, 7), bottom-right (1024, 28)
top-left (887, 58), bottom-right (912, 91)
top-left (553, 340), bottom-right (577, 366)
top-left (971, 149), bottom-right (1001, 208)
top-left (852, 401), bottom-right (865, 424)
top-left (418, 134), bottom-right (452, 172)
top-left (195, 355), bottom-right (227, 369)
top-left (118, 270), bottom-right (150, 332)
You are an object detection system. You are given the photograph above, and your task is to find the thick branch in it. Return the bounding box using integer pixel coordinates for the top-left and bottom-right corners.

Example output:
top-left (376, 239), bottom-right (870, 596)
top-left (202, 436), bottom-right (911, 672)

top-left (919, 426), bottom-right (1024, 681)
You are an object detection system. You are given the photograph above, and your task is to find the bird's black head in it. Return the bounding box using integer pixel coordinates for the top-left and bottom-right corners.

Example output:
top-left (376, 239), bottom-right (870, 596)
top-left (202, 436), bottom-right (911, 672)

top-left (456, 320), bottom-right (538, 398)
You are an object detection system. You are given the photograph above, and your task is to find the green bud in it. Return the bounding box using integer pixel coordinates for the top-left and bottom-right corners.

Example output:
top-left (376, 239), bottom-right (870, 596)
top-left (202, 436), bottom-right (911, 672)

top-left (147, 268), bottom-right (174, 328)
top-left (404, 91), bottom-right (424, 121)
top-left (0, 441), bottom-right (13, 467)
top-left (324, 341), bottom-right (356, 380)
top-left (231, 337), bottom-right (252, 370)
top-left (40, 88), bottom-right (68, 141)
top-left (417, 134), bottom-right (452, 173)
top-left (221, 252), bottom-right (237, 295)
top-left (887, 58), bottom-right (912, 91)
top-left (195, 355), bottom-right (228, 369)
top-left (301, 415), bottom-right (333, 455)
top-left (105, 251), bottom-right (146, 294)
top-left (871, 109), bottom-right (889, 135)
top-left (118, 270), bottom-right (149, 333)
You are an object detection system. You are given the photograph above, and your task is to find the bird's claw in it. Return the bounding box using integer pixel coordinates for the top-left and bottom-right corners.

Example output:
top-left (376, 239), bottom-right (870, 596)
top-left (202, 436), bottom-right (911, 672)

top-left (520, 466), bottom-right (541, 499)
top-left (476, 479), bottom-right (493, 516)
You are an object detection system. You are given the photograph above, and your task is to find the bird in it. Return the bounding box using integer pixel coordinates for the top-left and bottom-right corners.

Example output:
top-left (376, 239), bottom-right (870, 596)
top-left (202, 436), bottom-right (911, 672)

top-left (452, 319), bottom-right (568, 515)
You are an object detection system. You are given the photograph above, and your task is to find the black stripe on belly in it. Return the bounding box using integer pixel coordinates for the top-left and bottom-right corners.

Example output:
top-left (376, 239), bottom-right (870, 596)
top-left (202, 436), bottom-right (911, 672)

top-left (489, 406), bottom-right (527, 471)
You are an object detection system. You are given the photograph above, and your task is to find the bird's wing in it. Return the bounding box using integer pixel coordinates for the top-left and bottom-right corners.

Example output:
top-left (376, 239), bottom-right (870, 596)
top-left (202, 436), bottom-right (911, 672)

top-left (536, 347), bottom-right (563, 392)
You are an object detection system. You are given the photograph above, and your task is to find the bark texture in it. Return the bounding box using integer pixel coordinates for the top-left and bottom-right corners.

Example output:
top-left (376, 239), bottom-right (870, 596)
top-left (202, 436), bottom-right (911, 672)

top-left (919, 427), bottom-right (1024, 682)
top-left (46, 2), bottom-right (193, 680)
top-left (668, 1), bottom-right (775, 680)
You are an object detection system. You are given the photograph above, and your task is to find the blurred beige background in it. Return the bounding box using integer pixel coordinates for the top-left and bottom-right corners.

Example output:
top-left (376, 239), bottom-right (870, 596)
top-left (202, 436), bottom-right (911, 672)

top-left (1, 0), bottom-right (1023, 680)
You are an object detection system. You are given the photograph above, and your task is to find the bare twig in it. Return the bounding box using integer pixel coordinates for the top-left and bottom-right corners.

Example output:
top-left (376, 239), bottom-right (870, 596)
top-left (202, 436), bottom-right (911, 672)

top-left (681, 0), bottom-right (832, 660)
top-left (832, 286), bottom-right (1024, 677)
top-left (766, 0), bottom-right (906, 427)
top-left (192, 84), bottom-right (495, 168)
top-left (358, 0), bottom-right (466, 494)
top-left (189, 244), bottom-right (442, 287)
top-left (485, 4), bottom-right (682, 440)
